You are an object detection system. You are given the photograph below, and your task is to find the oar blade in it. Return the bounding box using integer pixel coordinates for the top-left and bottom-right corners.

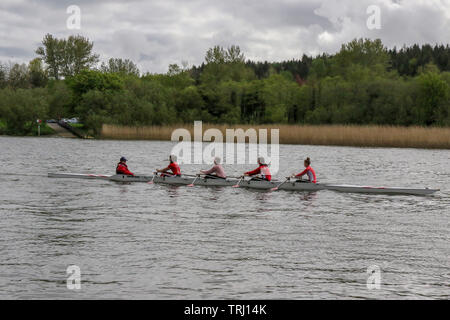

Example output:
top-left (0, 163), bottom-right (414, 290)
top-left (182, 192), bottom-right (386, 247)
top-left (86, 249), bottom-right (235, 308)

top-left (232, 176), bottom-right (244, 188)
top-left (187, 175), bottom-right (199, 187)
top-left (271, 178), bottom-right (290, 191)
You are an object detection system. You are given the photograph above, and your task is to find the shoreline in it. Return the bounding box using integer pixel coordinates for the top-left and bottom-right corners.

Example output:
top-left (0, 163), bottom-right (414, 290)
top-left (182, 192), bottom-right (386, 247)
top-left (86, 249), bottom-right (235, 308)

top-left (100, 124), bottom-right (450, 150)
top-left (3, 124), bottom-right (449, 149)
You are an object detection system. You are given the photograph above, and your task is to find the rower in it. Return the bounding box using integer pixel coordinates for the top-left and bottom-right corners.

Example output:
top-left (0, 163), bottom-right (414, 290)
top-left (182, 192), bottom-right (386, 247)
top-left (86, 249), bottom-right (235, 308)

top-left (244, 156), bottom-right (271, 181)
top-left (200, 157), bottom-right (226, 179)
top-left (116, 157), bottom-right (134, 176)
top-left (157, 154), bottom-right (181, 177)
top-left (293, 157), bottom-right (316, 183)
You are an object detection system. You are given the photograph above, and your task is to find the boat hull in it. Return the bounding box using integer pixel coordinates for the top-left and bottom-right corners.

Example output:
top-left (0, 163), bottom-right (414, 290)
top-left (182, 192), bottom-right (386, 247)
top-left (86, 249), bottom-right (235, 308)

top-left (325, 184), bottom-right (439, 196)
top-left (48, 173), bottom-right (152, 182)
top-left (152, 175), bottom-right (238, 186)
top-left (48, 173), bottom-right (439, 195)
top-left (279, 181), bottom-right (327, 191)
top-left (152, 175), bottom-right (195, 185)
top-left (192, 177), bottom-right (238, 187)
top-left (108, 175), bottom-right (153, 182)
top-left (48, 173), bottom-right (112, 180)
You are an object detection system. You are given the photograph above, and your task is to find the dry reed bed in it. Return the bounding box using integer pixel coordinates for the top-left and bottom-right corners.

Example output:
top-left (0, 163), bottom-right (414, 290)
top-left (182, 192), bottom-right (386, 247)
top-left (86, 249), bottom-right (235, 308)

top-left (101, 124), bottom-right (450, 149)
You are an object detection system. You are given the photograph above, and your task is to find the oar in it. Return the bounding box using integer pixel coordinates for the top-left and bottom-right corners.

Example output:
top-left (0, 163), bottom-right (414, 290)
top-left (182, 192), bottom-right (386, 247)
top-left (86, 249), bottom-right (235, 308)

top-left (271, 177), bottom-right (291, 191)
top-left (182, 173), bottom-right (198, 178)
top-left (187, 175), bottom-right (200, 187)
top-left (232, 176), bottom-right (245, 188)
top-left (147, 172), bottom-right (158, 184)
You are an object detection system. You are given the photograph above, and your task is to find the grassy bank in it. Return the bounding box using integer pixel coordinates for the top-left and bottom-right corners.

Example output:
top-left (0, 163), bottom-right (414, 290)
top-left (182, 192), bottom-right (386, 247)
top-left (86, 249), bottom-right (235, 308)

top-left (101, 124), bottom-right (450, 149)
top-left (32, 123), bottom-right (55, 136)
top-left (0, 120), bottom-right (55, 136)
top-left (0, 120), bottom-right (6, 134)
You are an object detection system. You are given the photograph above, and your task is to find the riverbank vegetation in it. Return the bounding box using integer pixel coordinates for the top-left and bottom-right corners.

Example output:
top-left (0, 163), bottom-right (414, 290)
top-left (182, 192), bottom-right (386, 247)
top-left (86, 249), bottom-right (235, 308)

top-left (101, 124), bottom-right (450, 149)
top-left (0, 34), bottom-right (449, 147)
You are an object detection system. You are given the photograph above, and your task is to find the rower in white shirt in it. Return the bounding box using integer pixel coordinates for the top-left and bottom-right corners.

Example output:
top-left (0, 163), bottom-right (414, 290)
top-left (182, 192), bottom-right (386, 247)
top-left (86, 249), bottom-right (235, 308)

top-left (200, 157), bottom-right (227, 179)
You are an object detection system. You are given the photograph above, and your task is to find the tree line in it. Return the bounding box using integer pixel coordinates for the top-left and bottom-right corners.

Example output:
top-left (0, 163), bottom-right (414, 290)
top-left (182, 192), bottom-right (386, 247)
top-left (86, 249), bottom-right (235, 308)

top-left (0, 34), bottom-right (449, 135)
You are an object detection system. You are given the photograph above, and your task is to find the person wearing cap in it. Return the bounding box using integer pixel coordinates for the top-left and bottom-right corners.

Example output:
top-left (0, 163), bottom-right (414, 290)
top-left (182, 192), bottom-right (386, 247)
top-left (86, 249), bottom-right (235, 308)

top-left (244, 156), bottom-right (271, 181)
top-left (200, 157), bottom-right (226, 179)
top-left (157, 154), bottom-right (181, 176)
top-left (116, 157), bottom-right (134, 176)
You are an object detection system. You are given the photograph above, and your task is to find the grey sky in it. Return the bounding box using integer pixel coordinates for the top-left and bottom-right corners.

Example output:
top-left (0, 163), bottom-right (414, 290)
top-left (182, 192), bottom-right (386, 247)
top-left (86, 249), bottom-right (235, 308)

top-left (0, 0), bottom-right (449, 73)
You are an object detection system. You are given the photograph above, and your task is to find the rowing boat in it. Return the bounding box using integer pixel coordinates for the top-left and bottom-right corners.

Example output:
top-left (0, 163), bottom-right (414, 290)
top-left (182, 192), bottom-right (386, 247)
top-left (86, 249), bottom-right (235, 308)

top-left (48, 172), bottom-right (153, 182)
top-left (153, 176), bottom-right (437, 195)
top-left (153, 175), bottom-right (330, 191)
top-left (47, 173), bottom-right (439, 195)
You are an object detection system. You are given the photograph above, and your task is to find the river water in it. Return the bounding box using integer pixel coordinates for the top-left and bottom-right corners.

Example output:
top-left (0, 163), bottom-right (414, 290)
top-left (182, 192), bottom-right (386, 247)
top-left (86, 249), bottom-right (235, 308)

top-left (0, 136), bottom-right (449, 299)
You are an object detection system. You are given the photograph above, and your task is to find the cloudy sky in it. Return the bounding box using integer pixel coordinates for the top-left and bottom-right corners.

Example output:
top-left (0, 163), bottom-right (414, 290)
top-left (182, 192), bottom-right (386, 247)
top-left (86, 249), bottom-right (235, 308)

top-left (0, 0), bottom-right (449, 73)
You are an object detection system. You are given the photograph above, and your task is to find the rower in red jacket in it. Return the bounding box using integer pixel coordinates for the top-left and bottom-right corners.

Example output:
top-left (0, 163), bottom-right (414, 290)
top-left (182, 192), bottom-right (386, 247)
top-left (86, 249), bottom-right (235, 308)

top-left (244, 157), bottom-right (271, 181)
top-left (157, 154), bottom-right (181, 176)
top-left (116, 157), bottom-right (134, 176)
top-left (294, 157), bottom-right (316, 183)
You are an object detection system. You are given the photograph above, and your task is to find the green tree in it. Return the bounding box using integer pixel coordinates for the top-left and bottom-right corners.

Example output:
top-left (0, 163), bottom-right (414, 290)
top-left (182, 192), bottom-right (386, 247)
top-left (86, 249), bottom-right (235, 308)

top-left (415, 72), bottom-right (449, 125)
top-left (305, 105), bottom-right (331, 124)
top-left (66, 69), bottom-right (124, 98)
top-left (65, 70), bottom-right (124, 131)
top-left (216, 81), bottom-right (243, 123)
top-left (0, 88), bottom-right (49, 134)
top-left (261, 74), bottom-right (300, 123)
top-left (36, 34), bottom-right (99, 79)
top-left (175, 85), bottom-right (205, 122)
top-left (28, 58), bottom-right (48, 88)
top-left (100, 58), bottom-right (140, 76)
top-left (309, 57), bottom-right (328, 80)
top-left (47, 81), bottom-right (73, 119)
top-left (0, 63), bottom-right (7, 88)
top-left (8, 63), bottom-right (29, 88)
top-left (240, 80), bottom-right (265, 123)
top-left (201, 45), bottom-right (253, 84)
top-left (331, 38), bottom-right (389, 79)
top-left (60, 35), bottom-right (99, 77)
top-left (35, 34), bottom-right (63, 79)
top-left (154, 64), bottom-right (194, 89)
top-left (205, 46), bottom-right (227, 64)
top-left (75, 90), bottom-right (112, 135)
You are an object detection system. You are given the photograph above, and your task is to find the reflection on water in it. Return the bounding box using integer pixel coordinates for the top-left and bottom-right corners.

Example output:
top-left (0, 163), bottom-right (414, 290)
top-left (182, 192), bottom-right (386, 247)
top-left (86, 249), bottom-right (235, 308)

top-left (0, 137), bottom-right (449, 299)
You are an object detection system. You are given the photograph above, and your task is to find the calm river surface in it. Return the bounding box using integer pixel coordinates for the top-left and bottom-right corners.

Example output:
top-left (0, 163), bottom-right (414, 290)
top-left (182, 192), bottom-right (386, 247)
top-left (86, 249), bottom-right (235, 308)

top-left (0, 136), bottom-right (449, 299)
